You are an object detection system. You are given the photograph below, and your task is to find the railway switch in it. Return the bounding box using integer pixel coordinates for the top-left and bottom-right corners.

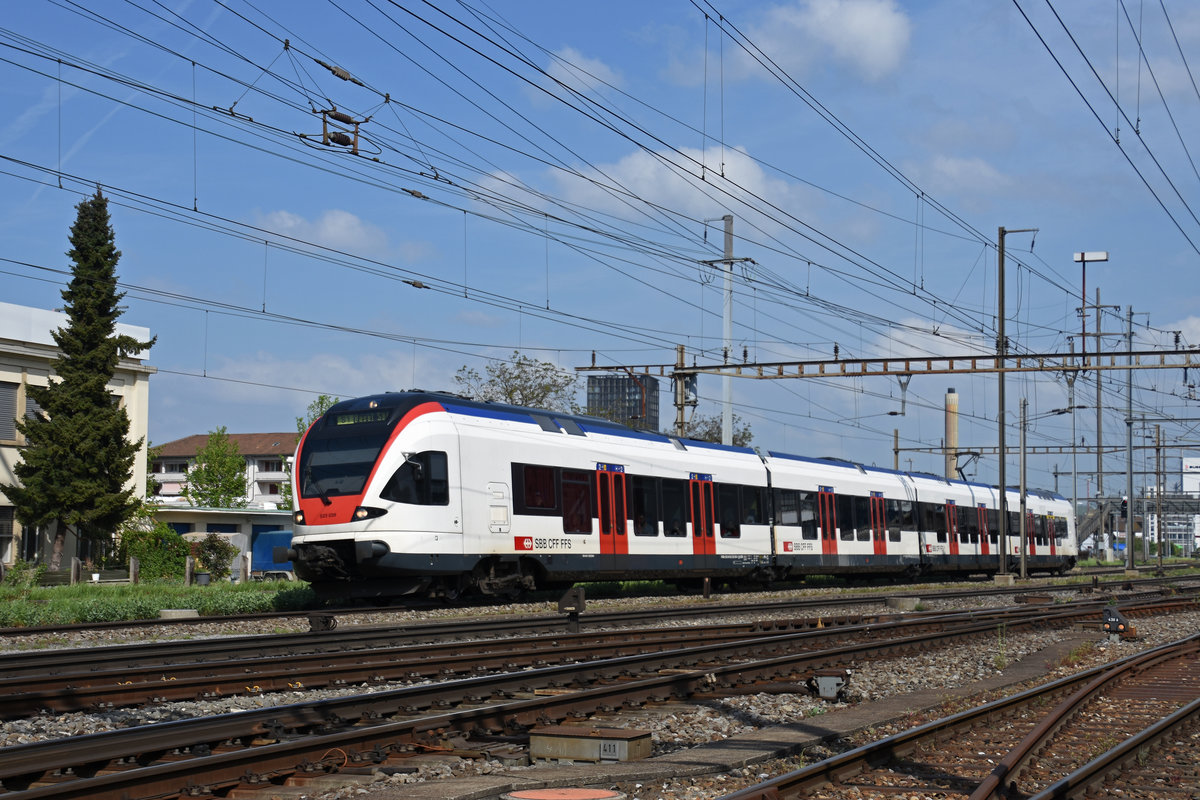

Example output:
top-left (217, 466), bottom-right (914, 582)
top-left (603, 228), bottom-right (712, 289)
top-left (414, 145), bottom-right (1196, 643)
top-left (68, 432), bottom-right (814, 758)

top-left (808, 668), bottom-right (852, 700)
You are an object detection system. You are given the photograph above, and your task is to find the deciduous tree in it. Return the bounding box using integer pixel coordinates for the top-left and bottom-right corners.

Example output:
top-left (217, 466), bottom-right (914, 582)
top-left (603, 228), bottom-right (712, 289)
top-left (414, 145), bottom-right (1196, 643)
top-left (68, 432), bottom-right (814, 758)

top-left (3, 190), bottom-right (154, 565)
top-left (181, 426), bottom-right (247, 508)
top-left (454, 351), bottom-right (579, 412)
top-left (673, 411), bottom-right (754, 448)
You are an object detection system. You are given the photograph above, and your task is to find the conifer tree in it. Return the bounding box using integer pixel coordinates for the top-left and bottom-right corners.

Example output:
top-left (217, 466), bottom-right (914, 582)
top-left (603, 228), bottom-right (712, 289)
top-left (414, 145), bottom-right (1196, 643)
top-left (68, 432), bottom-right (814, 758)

top-left (4, 190), bottom-right (154, 560)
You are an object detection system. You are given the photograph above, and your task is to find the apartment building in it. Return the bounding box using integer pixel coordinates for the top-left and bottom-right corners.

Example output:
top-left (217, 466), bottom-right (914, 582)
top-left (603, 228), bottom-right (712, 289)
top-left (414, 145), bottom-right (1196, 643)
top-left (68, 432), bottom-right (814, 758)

top-left (0, 301), bottom-right (154, 568)
top-left (151, 433), bottom-right (297, 509)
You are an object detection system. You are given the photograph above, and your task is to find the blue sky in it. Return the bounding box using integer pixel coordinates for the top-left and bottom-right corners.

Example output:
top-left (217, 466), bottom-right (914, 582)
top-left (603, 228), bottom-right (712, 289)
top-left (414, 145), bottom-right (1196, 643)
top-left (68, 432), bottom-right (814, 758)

top-left (2, 1), bottom-right (1198, 497)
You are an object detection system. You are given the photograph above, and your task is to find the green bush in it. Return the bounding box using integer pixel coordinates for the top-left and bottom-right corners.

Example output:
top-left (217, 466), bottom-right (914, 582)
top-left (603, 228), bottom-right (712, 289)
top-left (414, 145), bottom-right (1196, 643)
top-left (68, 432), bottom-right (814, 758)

top-left (122, 522), bottom-right (190, 578)
top-left (2, 560), bottom-right (46, 595)
top-left (195, 533), bottom-right (239, 580)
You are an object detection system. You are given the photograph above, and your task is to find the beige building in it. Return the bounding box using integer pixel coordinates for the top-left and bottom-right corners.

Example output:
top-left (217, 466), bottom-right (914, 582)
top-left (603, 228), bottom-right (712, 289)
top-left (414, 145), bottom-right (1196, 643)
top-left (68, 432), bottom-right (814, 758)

top-left (0, 301), bottom-right (155, 568)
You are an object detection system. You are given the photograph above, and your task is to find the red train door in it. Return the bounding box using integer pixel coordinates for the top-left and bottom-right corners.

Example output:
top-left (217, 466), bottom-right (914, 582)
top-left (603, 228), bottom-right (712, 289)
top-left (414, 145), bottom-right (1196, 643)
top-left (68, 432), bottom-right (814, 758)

top-left (689, 474), bottom-right (715, 557)
top-left (595, 465), bottom-right (628, 558)
top-left (947, 501), bottom-right (960, 556)
top-left (870, 492), bottom-right (887, 556)
top-left (978, 506), bottom-right (990, 556)
top-left (1048, 516), bottom-right (1057, 556)
top-left (1026, 512), bottom-right (1037, 556)
top-left (818, 487), bottom-right (838, 556)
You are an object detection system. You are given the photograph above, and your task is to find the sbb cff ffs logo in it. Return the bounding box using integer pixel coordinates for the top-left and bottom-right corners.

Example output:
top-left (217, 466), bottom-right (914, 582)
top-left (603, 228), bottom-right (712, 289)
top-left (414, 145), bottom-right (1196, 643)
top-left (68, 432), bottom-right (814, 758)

top-left (515, 536), bottom-right (534, 551)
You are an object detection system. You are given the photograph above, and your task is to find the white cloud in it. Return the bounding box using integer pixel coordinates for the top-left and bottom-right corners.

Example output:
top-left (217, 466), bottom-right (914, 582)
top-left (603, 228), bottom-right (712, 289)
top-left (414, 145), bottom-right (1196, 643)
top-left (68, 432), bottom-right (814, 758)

top-left (255, 209), bottom-right (393, 259)
top-left (747, 0), bottom-right (912, 82)
top-left (548, 144), bottom-right (812, 232)
top-left (909, 155), bottom-right (1012, 208)
top-left (547, 46), bottom-right (622, 95)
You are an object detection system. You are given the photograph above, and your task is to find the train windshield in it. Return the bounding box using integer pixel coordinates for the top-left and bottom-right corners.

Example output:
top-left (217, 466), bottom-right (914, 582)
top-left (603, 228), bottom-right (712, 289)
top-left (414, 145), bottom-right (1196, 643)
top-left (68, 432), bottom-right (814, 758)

top-left (298, 432), bottom-right (390, 500)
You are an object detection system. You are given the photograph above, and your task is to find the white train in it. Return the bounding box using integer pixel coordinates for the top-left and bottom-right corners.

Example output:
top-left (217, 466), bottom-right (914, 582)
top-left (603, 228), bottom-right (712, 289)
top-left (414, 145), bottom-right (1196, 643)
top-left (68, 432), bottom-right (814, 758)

top-left (281, 392), bottom-right (1077, 601)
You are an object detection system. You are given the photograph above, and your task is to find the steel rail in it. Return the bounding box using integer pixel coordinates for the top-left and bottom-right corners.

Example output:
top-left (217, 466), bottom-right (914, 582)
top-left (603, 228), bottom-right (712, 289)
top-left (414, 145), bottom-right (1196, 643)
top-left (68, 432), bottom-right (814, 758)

top-left (1, 570), bottom-right (1191, 642)
top-left (0, 604), bottom-right (1104, 799)
top-left (717, 633), bottom-right (1200, 800)
top-left (969, 636), bottom-right (1200, 800)
top-left (1027, 695), bottom-right (1200, 799)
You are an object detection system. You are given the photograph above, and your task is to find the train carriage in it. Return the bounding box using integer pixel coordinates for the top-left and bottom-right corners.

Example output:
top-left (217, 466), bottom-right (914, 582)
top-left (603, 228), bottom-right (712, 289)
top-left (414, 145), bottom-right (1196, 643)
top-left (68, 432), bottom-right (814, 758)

top-left (283, 391), bottom-right (1076, 602)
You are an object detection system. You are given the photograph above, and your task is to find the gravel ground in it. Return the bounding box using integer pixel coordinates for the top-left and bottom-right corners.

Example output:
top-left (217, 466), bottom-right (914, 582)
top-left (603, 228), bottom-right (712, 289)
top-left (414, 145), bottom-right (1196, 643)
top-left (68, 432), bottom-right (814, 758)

top-left (3, 587), bottom-right (1197, 800)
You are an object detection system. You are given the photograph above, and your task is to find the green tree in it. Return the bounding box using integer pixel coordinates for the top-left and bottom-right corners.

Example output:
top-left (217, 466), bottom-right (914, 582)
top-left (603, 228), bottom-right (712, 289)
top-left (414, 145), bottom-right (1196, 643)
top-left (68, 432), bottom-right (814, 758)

top-left (3, 190), bottom-right (154, 566)
top-left (454, 351), bottom-right (579, 412)
top-left (181, 426), bottom-right (247, 508)
top-left (279, 394), bottom-right (339, 511)
top-left (673, 411), bottom-right (754, 448)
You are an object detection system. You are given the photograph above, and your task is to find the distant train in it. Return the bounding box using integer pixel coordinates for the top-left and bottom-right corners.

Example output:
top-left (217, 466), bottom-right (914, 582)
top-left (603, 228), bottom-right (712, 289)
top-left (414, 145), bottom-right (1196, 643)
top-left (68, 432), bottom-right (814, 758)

top-left (280, 392), bottom-right (1077, 601)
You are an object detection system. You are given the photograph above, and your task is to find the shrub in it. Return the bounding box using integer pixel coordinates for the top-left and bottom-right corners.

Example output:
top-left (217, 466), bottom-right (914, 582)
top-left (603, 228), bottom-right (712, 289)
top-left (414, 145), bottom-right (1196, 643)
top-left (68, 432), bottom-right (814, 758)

top-left (196, 533), bottom-right (239, 580)
top-left (2, 560), bottom-right (46, 594)
top-left (121, 520), bottom-right (190, 578)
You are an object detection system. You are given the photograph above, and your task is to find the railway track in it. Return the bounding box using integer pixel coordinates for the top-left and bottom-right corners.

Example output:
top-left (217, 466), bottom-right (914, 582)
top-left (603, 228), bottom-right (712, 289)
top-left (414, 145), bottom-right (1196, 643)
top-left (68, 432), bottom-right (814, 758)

top-left (1, 570), bottom-right (1193, 641)
top-left (719, 633), bottom-right (1200, 800)
top-left (1, 591), bottom-right (1191, 719)
top-left (1, 599), bottom-right (1162, 800)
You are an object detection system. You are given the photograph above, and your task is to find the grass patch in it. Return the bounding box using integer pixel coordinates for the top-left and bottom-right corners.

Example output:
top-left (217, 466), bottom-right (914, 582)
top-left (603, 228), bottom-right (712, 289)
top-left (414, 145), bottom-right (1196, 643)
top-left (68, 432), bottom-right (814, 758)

top-left (0, 580), bottom-right (316, 627)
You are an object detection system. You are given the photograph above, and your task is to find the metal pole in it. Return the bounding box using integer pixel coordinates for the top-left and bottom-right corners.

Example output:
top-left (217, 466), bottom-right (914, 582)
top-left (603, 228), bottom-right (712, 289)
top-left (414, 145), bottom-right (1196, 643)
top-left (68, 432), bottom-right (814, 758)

top-left (997, 227), bottom-right (1008, 575)
top-left (1019, 397), bottom-right (1028, 579)
top-left (1068, 372), bottom-right (1078, 544)
top-left (1156, 424), bottom-right (1163, 567)
top-left (996, 226), bottom-right (1036, 576)
top-left (674, 344), bottom-right (686, 438)
top-left (722, 214), bottom-right (733, 446)
top-left (1125, 306), bottom-right (1134, 569)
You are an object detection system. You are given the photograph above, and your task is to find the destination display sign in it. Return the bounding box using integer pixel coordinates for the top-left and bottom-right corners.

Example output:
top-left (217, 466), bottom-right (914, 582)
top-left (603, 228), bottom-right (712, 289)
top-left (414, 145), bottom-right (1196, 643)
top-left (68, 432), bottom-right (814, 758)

top-left (333, 410), bottom-right (388, 426)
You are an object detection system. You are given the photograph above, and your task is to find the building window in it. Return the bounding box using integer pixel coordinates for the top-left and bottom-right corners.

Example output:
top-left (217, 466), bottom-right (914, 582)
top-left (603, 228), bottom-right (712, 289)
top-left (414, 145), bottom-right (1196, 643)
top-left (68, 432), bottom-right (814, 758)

top-left (0, 507), bottom-right (13, 564)
top-left (0, 382), bottom-right (16, 441)
top-left (261, 459), bottom-right (283, 472)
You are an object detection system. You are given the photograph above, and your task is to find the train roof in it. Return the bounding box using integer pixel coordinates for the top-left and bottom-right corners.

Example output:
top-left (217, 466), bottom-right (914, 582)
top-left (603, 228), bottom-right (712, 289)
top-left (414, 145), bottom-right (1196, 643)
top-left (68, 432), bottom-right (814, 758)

top-left (321, 392), bottom-right (1065, 499)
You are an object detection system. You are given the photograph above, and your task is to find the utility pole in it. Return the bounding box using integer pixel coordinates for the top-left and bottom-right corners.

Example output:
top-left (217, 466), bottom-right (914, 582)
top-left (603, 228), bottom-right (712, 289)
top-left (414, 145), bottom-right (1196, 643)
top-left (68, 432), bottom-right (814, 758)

top-left (1125, 306), bottom-right (1135, 570)
top-left (1019, 397), bottom-right (1028, 579)
top-left (997, 226), bottom-right (1036, 578)
top-left (698, 215), bottom-right (748, 446)
top-left (674, 344), bottom-right (687, 438)
top-left (721, 215), bottom-right (733, 446)
top-left (1156, 424), bottom-right (1163, 568)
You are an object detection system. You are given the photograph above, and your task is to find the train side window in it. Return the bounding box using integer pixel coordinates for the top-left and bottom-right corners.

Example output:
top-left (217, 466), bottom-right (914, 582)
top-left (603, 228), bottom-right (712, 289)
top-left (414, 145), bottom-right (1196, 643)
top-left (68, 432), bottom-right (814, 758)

top-left (922, 502), bottom-right (948, 543)
top-left (742, 486), bottom-right (766, 525)
top-left (661, 478), bottom-right (687, 537)
top-left (853, 495), bottom-right (870, 541)
top-left (799, 491), bottom-right (818, 540)
top-left (381, 450), bottom-right (449, 506)
top-left (885, 499), bottom-right (910, 542)
top-left (628, 475), bottom-right (659, 536)
top-left (837, 494), bottom-right (855, 541)
top-left (717, 483), bottom-right (740, 538)
top-left (775, 489), bottom-right (799, 525)
top-left (510, 463), bottom-right (560, 515)
top-left (986, 508), bottom-right (1000, 544)
top-left (561, 470), bottom-right (593, 533)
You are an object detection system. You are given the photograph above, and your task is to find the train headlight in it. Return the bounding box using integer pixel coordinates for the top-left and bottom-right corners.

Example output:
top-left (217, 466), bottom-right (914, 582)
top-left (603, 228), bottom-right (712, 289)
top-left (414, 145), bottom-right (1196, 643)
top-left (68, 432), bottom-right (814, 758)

top-left (293, 510), bottom-right (305, 525)
top-left (353, 506), bottom-right (386, 521)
